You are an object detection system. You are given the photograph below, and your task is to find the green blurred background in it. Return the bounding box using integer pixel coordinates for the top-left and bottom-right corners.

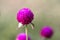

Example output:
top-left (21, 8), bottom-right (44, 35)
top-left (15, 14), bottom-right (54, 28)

top-left (0, 0), bottom-right (60, 40)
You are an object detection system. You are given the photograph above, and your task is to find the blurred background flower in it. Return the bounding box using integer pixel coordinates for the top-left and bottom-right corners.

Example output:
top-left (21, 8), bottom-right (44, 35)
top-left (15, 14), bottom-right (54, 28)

top-left (40, 26), bottom-right (54, 38)
top-left (16, 33), bottom-right (31, 40)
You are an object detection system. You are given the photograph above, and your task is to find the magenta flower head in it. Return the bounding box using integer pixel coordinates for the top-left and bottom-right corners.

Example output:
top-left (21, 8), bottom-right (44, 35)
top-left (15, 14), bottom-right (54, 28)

top-left (16, 7), bottom-right (34, 29)
top-left (16, 33), bottom-right (31, 40)
top-left (40, 26), bottom-right (54, 38)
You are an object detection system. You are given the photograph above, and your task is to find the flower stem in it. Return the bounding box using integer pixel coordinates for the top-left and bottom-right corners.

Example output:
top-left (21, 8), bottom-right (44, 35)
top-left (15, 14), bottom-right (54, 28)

top-left (25, 26), bottom-right (28, 40)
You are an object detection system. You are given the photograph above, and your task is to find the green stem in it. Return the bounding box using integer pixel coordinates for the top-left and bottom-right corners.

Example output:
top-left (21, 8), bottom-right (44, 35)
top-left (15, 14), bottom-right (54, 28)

top-left (25, 26), bottom-right (28, 40)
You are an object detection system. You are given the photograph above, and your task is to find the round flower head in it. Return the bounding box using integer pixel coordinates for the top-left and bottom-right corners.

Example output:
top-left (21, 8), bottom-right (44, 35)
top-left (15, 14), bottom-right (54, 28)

top-left (17, 8), bottom-right (34, 24)
top-left (16, 7), bottom-right (34, 29)
top-left (40, 26), bottom-right (54, 38)
top-left (16, 33), bottom-right (31, 40)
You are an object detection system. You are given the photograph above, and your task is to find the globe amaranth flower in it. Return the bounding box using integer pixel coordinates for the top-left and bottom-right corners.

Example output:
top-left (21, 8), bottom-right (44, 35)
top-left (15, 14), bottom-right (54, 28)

top-left (16, 33), bottom-right (31, 40)
top-left (40, 26), bottom-right (54, 38)
top-left (16, 7), bottom-right (34, 29)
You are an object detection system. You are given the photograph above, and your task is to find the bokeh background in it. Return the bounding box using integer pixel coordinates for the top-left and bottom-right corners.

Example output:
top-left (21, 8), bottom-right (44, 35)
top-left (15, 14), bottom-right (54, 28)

top-left (0, 0), bottom-right (60, 40)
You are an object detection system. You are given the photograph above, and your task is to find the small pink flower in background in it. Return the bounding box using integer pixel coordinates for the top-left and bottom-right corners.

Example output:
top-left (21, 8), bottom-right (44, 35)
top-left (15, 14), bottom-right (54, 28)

top-left (40, 26), bottom-right (54, 38)
top-left (16, 7), bottom-right (34, 29)
top-left (16, 33), bottom-right (31, 40)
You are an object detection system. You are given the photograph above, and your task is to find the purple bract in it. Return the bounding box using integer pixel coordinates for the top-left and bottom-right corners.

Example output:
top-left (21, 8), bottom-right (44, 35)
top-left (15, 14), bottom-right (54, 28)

top-left (17, 8), bottom-right (34, 25)
top-left (40, 26), bottom-right (54, 38)
top-left (16, 33), bottom-right (31, 40)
